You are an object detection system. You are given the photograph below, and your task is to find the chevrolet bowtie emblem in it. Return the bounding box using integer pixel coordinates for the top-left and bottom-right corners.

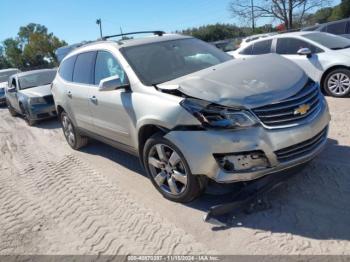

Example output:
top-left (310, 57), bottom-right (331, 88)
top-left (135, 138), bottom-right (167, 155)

top-left (294, 104), bottom-right (310, 115)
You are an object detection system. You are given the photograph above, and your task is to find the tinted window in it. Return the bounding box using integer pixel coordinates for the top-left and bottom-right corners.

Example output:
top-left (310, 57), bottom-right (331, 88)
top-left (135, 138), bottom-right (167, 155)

top-left (251, 40), bottom-right (272, 55)
top-left (276, 38), bottom-right (322, 54)
top-left (326, 22), bottom-right (347, 35)
top-left (73, 52), bottom-right (96, 84)
top-left (94, 51), bottom-right (128, 85)
top-left (120, 38), bottom-right (231, 86)
top-left (240, 45), bottom-right (253, 55)
top-left (59, 56), bottom-right (76, 81)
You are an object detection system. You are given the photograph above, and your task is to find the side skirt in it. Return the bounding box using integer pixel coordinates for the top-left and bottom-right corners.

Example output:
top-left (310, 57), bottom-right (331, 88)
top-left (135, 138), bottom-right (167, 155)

top-left (77, 127), bottom-right (139, 157)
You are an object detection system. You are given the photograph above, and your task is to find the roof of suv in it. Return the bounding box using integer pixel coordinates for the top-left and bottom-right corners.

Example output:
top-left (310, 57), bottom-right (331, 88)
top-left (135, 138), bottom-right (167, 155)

top-left (80, 34), bottom-right (192, 50)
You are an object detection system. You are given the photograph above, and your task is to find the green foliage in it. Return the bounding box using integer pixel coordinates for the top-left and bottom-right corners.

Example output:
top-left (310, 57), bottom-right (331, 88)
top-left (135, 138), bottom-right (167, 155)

top-left (304, 0), bottom-right (350, 26)
top-left (0, 46), bottom-right (11, 69)
top-left (179, 23), bottom-right (274, 42)
top-left (1, 23), bottom-right (67, 70)
top-left (180, 23), bottom-right (244, 42)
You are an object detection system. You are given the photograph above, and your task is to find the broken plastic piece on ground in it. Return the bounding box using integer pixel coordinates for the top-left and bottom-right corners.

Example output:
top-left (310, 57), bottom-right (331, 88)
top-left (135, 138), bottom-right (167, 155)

top-left (204, 164), bottom-right (305, 224)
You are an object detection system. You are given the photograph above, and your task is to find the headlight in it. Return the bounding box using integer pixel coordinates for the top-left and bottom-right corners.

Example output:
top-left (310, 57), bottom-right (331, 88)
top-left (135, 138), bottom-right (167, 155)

top-left (29, 97), bottom-right (46, 105)
top-left (180, 98), bottom-right (258, 129)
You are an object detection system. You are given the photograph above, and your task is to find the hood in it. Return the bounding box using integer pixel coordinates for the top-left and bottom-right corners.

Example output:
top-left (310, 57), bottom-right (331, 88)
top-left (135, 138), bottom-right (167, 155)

top-left (20, 84), bottom-right (52, 97)
top-left (157, 54), bottom-right (308, 109)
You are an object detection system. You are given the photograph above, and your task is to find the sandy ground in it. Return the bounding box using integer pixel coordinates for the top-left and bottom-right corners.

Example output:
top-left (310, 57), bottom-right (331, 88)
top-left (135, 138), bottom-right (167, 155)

top-left (0, 97), bottom-right (349, 255)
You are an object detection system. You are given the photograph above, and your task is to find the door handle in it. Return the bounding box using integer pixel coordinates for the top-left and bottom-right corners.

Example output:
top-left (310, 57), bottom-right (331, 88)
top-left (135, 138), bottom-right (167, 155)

top-left (89, 96), bottom-right (98, 104)
top-left (67, 91), bottom-right (72, 98)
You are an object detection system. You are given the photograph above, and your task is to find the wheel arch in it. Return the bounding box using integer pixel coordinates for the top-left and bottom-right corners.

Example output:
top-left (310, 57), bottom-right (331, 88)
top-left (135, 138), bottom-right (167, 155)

top-left (137, 124), bottom-right (169, 166)
top-left (56, 105), bottom-right (65, 118)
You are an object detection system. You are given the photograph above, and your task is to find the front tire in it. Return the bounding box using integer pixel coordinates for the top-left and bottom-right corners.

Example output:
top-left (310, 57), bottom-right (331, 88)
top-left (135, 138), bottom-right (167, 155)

top-left (60, 111), bottom-right (88, 150)
top-left (143, 133), bottom-right (204, 203)
top-left (7, 101), bottom-right (17, 117)
top-left (19, 103), bottom-right (36, 126)
top-left (323, 68), bottom-right (350, 97)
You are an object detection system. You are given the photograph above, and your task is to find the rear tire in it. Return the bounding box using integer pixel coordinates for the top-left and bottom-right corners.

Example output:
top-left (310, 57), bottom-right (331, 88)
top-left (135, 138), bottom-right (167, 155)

top-left (143, 133), bottom-right (205, 203)
top-left (323, 68), bottom-right (350, 97)
top-left (60, 111), bottom-right (88, 150)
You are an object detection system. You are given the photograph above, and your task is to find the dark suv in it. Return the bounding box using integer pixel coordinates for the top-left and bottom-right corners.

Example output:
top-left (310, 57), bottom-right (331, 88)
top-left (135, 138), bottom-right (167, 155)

top-left (302, 18), bottom-right (350, 39)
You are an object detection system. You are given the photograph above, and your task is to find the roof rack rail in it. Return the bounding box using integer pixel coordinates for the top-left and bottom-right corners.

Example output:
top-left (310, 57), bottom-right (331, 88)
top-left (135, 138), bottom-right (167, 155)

top-left (102, 31), bottom-right (165, 40)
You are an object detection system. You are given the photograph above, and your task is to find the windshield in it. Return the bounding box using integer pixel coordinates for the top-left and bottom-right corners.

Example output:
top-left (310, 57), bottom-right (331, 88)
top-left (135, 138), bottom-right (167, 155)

top-left (303, 33), bottom-right (350, 50)
top-left (18, 70), bottom-right (56, 90)
top-left (0, 70), bottom-right (19, 83)
top-left (120, 38), bottom-right (232, 85)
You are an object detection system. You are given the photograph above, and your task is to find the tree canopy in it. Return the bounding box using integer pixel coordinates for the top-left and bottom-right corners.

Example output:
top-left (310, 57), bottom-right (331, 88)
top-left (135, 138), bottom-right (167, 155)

top-left (1, 23), bottom-right (67, 70)
top-left (229, 0), bottom-right (331, 30)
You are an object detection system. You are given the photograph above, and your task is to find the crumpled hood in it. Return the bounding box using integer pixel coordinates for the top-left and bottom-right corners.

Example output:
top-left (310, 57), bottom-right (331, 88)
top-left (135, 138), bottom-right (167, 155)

top-left (158, 54), bottom-right (308, 109)
top-left (20, 84), bottom-right (52, 97)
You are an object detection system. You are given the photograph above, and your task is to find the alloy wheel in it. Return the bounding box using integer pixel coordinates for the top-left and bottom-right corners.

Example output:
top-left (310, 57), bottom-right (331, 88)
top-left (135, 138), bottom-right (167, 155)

top-left (62, 115), bottom-right (76, 146)
top-left (147, 143), bottom-right (188, 196)
top-left (327, 73), bottom-right (350, 96)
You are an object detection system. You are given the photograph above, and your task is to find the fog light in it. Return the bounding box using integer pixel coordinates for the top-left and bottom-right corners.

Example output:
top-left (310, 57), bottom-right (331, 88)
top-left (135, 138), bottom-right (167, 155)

top-left (216, 151), bottom-right (269, 172)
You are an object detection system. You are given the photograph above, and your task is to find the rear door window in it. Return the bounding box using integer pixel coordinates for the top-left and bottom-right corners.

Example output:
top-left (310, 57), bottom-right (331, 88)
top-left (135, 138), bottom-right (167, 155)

top-left (240, 45), bottom-right (253, 55)
top-left (73, 51), bottom-right (96, 85)
top-left (251, 40), bottom-right (272, 55)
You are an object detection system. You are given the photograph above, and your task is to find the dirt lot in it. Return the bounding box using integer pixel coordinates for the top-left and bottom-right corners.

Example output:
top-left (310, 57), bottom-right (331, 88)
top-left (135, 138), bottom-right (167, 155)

top-left (0, 97), bottom-right (349, 255)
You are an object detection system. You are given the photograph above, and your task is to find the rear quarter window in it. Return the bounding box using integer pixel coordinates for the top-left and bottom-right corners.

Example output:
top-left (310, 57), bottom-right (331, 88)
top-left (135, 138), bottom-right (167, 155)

top-left (59, 56), bottom-right (77, 82)
top-left (251, 40), bottom-right (272, 55)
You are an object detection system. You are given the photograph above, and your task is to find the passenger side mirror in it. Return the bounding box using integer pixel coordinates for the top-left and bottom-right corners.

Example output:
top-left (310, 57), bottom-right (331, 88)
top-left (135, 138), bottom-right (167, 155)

top-left (297, 48), bottom-right (312, 58)
top-left (98, 75), bottom-right (128, 91)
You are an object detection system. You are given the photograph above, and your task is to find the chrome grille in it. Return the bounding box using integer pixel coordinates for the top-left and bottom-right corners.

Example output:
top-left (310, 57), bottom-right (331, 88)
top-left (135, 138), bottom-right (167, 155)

top-left (275, 127), bottom-right (328, 162)
top-left (252, 81), bottom-right (321, 128)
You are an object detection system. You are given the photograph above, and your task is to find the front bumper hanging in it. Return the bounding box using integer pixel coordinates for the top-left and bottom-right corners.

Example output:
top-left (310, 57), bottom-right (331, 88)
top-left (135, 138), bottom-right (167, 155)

top-left (204, 165), bottom-right (302, 224)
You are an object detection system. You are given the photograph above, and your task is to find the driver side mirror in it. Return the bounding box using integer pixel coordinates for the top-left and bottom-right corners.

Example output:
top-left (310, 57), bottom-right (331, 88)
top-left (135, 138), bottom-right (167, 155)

top-left (7, 87), bottom-right (17, 93)
top-left (297, 48), bottom-right (312, 58)
top-left (98, 75), bottom-right (129, 91)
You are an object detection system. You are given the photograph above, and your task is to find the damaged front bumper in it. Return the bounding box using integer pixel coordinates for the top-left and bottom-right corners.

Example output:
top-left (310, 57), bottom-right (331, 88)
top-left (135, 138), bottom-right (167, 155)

top-left (29, 104), bottom-right (57, 120)
top-left (165, 100), bottom-right (330, 183)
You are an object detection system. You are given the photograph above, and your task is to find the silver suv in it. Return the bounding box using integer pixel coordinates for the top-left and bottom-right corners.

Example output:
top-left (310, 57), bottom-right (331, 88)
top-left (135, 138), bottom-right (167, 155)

top-left (52, 33), bottom-right (331, 203)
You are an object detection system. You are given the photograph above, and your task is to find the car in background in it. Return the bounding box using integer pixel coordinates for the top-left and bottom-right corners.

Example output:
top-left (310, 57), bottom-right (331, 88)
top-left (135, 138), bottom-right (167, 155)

top-left (55, 42), bottom-right (92, 63)
top-left (0, 68), bottom-right (20, 105)
top-left (302, 18), bottom-right (350, 39)
top-left (231, 32), bottom-right (350, 97)
top-left (211, 39), bottom-right (238, 52)
top-left (5, 69), bottom-right (57, 125)
top-left (239, 33), bottom-right (277, 48)
top-left (52, 32), bottom-right (330, 203)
